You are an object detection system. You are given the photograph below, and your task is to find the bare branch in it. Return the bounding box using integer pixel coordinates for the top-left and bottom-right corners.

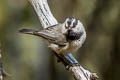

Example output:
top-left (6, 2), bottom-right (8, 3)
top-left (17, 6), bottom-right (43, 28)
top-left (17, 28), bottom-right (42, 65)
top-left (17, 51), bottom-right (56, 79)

top-left (28, 0), bottom-right (58, 28)
top-left (27, 0), bottom-right (98, 80)
top-left (69, 66), bottom-right (98, 80)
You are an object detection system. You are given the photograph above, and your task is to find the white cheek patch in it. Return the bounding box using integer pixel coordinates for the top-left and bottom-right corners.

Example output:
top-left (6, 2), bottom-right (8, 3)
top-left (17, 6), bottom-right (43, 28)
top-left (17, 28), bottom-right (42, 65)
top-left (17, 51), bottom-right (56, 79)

top-left (72, 24), bottom-right (79, 32)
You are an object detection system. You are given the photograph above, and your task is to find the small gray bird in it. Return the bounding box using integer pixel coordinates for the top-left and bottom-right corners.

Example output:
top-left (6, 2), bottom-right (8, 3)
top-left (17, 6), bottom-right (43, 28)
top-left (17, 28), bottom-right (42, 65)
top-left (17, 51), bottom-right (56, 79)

top-left (19, 17), bottom-right (86, 65)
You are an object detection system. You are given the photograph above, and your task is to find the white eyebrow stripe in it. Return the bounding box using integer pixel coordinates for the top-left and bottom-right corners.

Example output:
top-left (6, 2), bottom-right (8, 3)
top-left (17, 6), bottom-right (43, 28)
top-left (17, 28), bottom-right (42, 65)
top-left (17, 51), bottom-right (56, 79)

top-left (70, 19), bottom-right (73, 26)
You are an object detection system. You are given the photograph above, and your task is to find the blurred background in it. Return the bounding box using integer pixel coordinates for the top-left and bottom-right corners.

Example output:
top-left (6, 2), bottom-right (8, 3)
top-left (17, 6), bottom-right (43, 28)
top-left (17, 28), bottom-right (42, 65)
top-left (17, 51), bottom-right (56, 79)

top-left (0, 0), bottom-right (120, 80)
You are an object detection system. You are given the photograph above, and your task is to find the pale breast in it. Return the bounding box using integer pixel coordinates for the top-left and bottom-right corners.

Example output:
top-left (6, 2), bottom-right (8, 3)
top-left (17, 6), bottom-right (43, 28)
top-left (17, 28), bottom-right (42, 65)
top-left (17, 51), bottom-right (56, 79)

top-left (59, 40), bottom-right (81, 54)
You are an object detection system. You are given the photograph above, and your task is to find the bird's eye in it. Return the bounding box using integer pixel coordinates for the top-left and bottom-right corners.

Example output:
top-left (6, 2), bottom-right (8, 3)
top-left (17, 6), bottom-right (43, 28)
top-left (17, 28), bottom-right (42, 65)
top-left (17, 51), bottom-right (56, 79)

top-left (67, 20), bottom-right (71, 25)
top-left (72, 20), bottom-right (78, 28)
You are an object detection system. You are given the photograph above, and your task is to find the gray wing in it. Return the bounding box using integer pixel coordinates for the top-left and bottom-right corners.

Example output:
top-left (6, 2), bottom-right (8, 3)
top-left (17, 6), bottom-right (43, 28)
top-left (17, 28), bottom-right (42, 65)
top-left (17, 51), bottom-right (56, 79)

top-left (35, 29), bottom-right (67, 46)
top-left (19, 27), bottom-right (67, 46)
top-left (46, 24), bottom-right (63, 33)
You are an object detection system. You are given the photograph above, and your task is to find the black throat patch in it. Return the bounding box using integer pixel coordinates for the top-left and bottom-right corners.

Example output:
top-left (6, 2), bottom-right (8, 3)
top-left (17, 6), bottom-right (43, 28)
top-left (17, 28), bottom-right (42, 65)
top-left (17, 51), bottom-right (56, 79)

top-left (67, 30), bottom-right (84, 41)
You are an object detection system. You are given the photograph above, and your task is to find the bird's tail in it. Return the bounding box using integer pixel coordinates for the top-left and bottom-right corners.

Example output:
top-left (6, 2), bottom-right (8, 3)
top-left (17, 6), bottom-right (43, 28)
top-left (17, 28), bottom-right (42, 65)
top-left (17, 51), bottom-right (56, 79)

top-left (19, 29), bottom-right (38, 35)
top-left (19, 28), bottom-right (54, 42)
top-left (19, 28), bottom-right (66, 46)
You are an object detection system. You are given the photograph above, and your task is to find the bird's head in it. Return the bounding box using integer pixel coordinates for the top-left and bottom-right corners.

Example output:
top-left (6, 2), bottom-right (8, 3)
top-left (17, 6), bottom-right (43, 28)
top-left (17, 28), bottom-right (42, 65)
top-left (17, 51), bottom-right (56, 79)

top-left (64, 17), bottom-right (86, 41)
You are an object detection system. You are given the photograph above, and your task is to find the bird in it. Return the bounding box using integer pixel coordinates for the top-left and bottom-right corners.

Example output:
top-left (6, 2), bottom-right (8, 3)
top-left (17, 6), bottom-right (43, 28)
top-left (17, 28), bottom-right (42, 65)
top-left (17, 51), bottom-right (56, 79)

top-left (19, 17), bottom-right (86, 65)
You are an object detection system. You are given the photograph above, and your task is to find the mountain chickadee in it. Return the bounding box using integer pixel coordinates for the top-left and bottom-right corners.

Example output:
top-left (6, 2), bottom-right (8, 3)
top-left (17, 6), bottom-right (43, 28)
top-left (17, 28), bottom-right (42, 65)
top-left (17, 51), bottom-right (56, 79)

top-left (19, 17), bottom-right (86, 65)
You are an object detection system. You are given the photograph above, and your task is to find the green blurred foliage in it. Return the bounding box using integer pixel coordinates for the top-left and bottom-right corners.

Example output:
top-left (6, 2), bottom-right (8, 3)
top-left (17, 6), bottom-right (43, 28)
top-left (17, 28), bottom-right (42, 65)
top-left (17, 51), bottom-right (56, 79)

top-left (0, 0), bottom-right (120, 80)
